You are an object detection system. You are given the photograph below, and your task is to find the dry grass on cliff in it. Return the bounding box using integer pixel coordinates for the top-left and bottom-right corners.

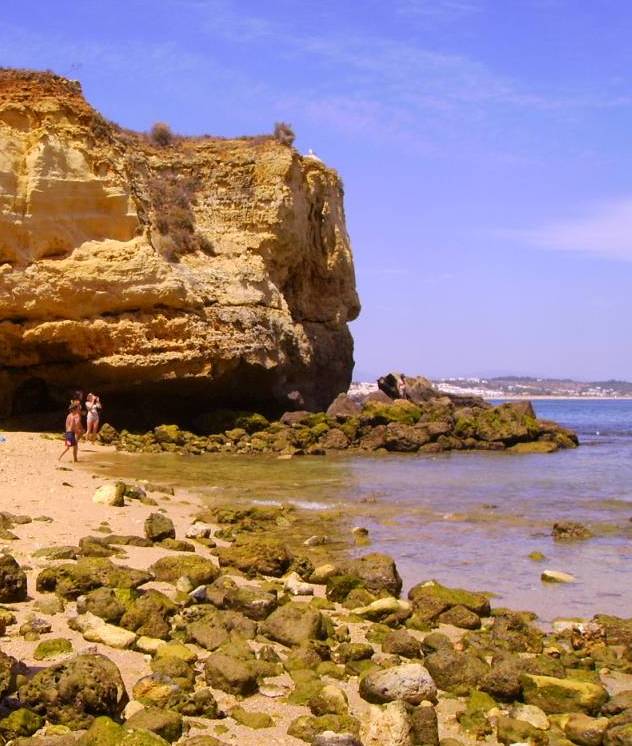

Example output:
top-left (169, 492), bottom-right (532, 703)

top-left (148, 171), bottom-right (214, 260)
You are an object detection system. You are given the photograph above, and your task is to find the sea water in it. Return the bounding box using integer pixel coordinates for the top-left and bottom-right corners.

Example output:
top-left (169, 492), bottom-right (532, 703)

top-left (91, 399), bottom-right (632, 622)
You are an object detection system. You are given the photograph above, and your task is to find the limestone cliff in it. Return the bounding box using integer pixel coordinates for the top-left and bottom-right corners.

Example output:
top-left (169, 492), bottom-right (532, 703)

top-left (0, 70), bottom-right (360, 423)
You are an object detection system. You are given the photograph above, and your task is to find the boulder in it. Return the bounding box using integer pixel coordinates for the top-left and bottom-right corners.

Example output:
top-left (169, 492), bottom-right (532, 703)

top-left (0, 554), bottom-right (27, 602)
top-left (410, 703), bottom-right (439, 746)
top-left (144, 513), bottom-right (176, 542)
top-left (0, 650), bottom-right (16, 698)
top-left (18, 653), bottom-right (128, 729)
top-left (564, 713), bottom-right (609, 746)
top-left (338, 553), bottom-right (402, 597)
top-left (475, 402), bottom-right (539, 444)
top-left (521, 674), bottom-right (609, 715)
top-left (320, 429), bottom-right (351, 450)
top-left (124, 707), bottom-right (183, 742)
top-left (223, 584), bottom-right (278, 619)
top-left (360, 700), bottom-right (414, 746)
top-left (261, 602), bottom-right (326, 647)
top-left (359, 663), bottom-right (437, 705)
top-left (436, 604), bottom-right (481, 629)
top-left (76, 587), bottom-right (126, 624)
top-left (217, 536), bottom-right (292, 577)
top-left (93, 482), bottom-right (126, 507)
top-left (604, 724), bottom-right (632, 746)
top-left (149, 555), bottom-right (219, 586)
top-left (383, 423), bottom-right (430, 452)
top-left (203, 652), bottom-right (258, 696)
top-left (327, 394), bottom-right (361, 419)
top-left (37, 558), bottom-right (151, 599)
top-left (0, 708), bottom-right (44, 740)
top-left (496, 715), bottom-right (547, 746)
top-left (381, 629), bottom-right (423, 658)
top-left (408, 580), bottom-right (490, 618)
top-left (424, 648), bottom-right (489, 695)
top-left (309, 685), bottom-right (349, 716)
top-left (120, 591), bottom-right (177, 639)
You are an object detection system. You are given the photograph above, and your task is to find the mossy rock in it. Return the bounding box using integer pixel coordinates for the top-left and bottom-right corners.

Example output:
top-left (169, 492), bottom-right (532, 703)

top-left (36, 558), bottom-right (151, 599)
top-left (150, 657), bottom-right (195, 691)
top-left (474, 403), bottom-right (540, 444)
top-left (496, 715), bottom-right (549, 746)
top-left (234, 413), bottom-right (270, 434)
top-left (33, 638), bottom-right (73, 660)
top-left (287, 713), bottom-right (360, 742)
top-left (0, 707), bottom-right (44, 738)
top-left (424, 648), bottom-right (490, 696)
top-left (0, 554), bottom-right (28, 602)
top-left (456, 690), bottom-right (495, 738)
top-left (408, 580), bottom-right (490, 618)
top-left (203, 652), bottom-right (258, 696)
top-left (124, 707), bottom-right (183, 742)
top-left (19, 654), bottom-right (127, 729)
top-left (361, 400), bottom-right (422, 426)
top-left (520, 674), bottom-right (609, 715)
top-left (149, 555), bottom-right (219, 586)
top-left (286, 669), bottom-right (324, 706)
top-left (217, 536), bottom-right (292, 577)
top-left (230, 705), bottom-right (274, 729)
top-left (326, 574), bottom-right (364, 602)
top-left (144, 513), bottom-right (176, 542)
top-left (153, 425), bottom-right (184, 445)
top-left (309, 684), bottom-right (349, 716)
top-left (79, 715), bottom-right (171, 745)
top-left (77, 587), bottom-right (126, 624)
top-left (120, 590), bottom-right (177, 639)
top-left (337, 553), bottom-right (402, 596)
top-left (261, 602), bottom-right (325, 646)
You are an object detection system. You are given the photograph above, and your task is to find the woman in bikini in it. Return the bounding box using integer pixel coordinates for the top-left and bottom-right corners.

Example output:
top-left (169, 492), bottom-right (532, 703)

top-left (85, 393), bottom-right (102, 443)
top-left (59, 404), bottom-right (83, 462)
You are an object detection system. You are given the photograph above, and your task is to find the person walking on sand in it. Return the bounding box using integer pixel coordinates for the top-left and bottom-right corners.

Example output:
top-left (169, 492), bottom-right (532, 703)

top-left (59, 404), bottom-right (83, 462)
top-left (85, 393), bottom-right (101, 443)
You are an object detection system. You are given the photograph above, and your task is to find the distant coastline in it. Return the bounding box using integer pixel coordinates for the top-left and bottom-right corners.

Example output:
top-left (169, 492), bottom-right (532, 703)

top-left (349, 377), bottom-right (632, 402)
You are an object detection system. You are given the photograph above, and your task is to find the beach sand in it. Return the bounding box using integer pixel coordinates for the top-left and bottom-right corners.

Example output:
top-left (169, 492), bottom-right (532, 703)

top-left (0, 431), bottom-right (629, 745)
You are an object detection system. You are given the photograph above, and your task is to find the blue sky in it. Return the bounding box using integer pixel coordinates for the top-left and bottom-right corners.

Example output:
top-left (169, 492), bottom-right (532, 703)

top-left (3, 0), bottom-right (632, 380)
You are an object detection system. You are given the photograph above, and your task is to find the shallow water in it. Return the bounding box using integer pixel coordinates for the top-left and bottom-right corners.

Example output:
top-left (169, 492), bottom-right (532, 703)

top-left (91, 399), bottom-right (632, 622)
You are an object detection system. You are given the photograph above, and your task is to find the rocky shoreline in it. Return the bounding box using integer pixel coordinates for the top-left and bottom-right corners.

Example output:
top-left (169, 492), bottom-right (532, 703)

top-left (0, 432), bottom-right (629, 746)
top-left (99, 374), bottom-right (579, 458)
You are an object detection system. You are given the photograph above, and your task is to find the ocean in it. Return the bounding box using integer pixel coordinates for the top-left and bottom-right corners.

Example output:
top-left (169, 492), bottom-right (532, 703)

top-left (91, 399), bottom-right (632, 623)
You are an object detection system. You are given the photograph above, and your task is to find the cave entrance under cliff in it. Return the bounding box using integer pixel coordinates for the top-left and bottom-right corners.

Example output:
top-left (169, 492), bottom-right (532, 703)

top-left (11, 377), bottom-right (52, 417)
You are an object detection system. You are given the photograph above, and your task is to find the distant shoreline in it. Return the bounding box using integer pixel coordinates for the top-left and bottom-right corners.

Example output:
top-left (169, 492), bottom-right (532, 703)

top-left (486, 395), bottom-right (632, 401)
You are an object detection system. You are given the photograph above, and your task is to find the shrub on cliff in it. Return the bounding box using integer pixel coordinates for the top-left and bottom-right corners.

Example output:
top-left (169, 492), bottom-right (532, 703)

top-left (150, 122), bottom-right (174, 146)
top-left (273, 121), bottom-right (295, 146)
top-left (148, 171), bottom-right (214, 259)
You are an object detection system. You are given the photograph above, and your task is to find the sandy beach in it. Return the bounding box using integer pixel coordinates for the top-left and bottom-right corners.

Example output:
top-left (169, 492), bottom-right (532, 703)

top-left (0, 431), bottom-right (631, 746)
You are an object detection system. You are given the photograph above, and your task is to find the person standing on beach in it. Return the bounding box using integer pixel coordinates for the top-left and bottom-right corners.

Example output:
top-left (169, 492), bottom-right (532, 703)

top-left (59, 404), bottom-right (83, 462)
top-left (85, 393), bottom-right (101, 443)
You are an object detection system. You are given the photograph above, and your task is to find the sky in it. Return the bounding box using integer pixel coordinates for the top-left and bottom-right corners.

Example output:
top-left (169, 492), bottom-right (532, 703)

top-left (3, 0), bottom-right (632, 381)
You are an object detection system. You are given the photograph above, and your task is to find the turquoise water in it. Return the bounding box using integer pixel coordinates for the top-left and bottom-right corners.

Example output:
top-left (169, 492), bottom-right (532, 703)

top-left (92, 400), bottom-right (632, 622)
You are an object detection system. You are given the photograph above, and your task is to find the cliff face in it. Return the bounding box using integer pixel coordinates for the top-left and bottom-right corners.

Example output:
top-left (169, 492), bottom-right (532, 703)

top-left (0, 70), bottom-right (360, 423)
